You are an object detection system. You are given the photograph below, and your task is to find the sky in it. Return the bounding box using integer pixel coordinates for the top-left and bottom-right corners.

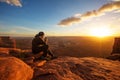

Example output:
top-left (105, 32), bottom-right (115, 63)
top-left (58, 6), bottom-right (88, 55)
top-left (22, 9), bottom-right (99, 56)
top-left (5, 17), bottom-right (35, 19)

top-left (0, 0), bottom-right (120, 37)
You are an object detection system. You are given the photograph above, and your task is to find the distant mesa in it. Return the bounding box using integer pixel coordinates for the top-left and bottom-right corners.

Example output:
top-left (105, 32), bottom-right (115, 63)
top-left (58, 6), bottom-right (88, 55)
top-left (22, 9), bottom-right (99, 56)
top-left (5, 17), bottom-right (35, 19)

top-left (0, 36), bottom-right (16, 48)
top-left (111, 37), bottom-right (120, 54)
top-left (107, 37), bottom-right (120, 61)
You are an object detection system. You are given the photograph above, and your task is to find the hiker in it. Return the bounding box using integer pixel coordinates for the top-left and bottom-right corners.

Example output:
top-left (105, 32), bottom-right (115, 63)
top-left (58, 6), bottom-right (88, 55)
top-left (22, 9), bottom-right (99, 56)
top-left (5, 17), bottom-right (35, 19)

top-left (32, 32), bottom-right (54, 61)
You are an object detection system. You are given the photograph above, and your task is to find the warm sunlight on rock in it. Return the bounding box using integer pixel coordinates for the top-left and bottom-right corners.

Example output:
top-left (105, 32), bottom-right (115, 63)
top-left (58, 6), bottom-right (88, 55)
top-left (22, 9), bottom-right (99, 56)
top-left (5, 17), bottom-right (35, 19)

top-left (90, 27), bottom-right (112, 38)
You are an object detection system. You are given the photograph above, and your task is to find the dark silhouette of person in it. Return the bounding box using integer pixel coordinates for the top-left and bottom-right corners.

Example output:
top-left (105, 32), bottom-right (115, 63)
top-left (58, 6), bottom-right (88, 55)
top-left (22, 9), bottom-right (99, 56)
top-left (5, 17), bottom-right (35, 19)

top-left (32, 32), bottom-right (54, 60)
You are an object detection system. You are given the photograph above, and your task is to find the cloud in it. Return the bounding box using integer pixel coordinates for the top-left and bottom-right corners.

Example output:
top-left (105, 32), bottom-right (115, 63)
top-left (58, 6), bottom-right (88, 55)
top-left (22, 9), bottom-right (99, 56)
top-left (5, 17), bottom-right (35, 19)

top-left (0, 0), bottom-right (22, 7)
top-left (81, 10), bottom-right (105, 20)
top-left (98, 1), bottom-right (120, 12)
top-left (58, 1), bottom-right (120, 26)
top-left (114, 9), bottom-right (120, 13)
top-left (58, 17), bottom-right (81, 26)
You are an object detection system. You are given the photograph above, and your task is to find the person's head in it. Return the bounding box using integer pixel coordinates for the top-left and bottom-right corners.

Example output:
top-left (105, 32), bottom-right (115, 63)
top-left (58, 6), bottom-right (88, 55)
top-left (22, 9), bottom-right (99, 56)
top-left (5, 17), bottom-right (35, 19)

top-left (38, 32), bottom-right (45, 38)
top-left (35, 31), bottom-right (45, 38)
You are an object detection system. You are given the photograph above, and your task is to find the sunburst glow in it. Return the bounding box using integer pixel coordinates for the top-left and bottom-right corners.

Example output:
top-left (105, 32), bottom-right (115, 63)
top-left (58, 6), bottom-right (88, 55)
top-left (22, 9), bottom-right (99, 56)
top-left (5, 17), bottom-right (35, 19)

top-left (90, 27), bottom-right (112, 37)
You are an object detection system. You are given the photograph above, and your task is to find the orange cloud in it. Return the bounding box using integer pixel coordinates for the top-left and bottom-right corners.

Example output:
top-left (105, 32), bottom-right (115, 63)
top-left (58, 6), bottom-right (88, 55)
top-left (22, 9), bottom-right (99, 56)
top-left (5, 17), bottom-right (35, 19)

top-left (59, 1), bottom-right (120, 26)
top-left (0, 0), bottom-right (22, 7)
top-left (81, 10), bottom-right (104, 20)
top-left (58, 17), bottom-right (81, 26)
top-left (98, 1), bottom-right (120, 12)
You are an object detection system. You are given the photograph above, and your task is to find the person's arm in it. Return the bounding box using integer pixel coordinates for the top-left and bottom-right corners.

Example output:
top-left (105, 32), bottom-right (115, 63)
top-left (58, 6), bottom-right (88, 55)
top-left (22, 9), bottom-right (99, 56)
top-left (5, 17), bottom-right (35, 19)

top-left (37, 37), bottom-right (47, 47)
top-left (38, 44), bottom-right (44, 47)
top-left (44, 37), bottom-right (48, 44)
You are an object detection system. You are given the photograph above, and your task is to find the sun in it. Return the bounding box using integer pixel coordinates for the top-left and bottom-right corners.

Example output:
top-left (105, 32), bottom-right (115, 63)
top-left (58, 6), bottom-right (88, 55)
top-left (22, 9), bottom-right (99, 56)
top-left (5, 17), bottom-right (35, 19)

top-left (90, 27), bottom-right (112, 37)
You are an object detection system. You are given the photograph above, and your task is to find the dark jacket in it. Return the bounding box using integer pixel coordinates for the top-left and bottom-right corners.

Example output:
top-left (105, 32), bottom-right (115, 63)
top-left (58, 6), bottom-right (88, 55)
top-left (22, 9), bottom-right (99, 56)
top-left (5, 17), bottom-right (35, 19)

top-left (32, 36), bottom-right (46, 54)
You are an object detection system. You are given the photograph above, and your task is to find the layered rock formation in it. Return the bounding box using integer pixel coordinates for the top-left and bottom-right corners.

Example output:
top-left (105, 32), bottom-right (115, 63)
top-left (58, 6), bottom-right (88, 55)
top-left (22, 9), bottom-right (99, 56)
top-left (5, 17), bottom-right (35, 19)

top-left (33, 57), bottom-right (120, 80)
top-left (0, 36), bottom-right (16, 48)
top-left (0, 36), bottom-right (120, 80)
top-left (0, 48), bottom-right (120, 80)
top-left (107, 37), bottom-right (120, 60)
top-left (0, 54), bottom-right (33, 80)
top-left (111, 37), bottom-right (120, 54)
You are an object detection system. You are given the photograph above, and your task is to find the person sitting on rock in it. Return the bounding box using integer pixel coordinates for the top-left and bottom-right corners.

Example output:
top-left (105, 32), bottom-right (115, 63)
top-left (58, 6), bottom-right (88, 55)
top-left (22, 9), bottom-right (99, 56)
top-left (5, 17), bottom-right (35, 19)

top-left (32, 32), bottom-right (54, 61)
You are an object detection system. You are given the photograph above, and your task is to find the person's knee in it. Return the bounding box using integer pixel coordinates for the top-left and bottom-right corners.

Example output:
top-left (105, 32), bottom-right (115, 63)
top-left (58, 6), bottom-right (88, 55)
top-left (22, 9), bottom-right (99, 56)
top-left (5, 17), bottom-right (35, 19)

top-left (43, 45), bottom-right (49, 50)
top-left (34, 52), bottom-right (43, 58)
